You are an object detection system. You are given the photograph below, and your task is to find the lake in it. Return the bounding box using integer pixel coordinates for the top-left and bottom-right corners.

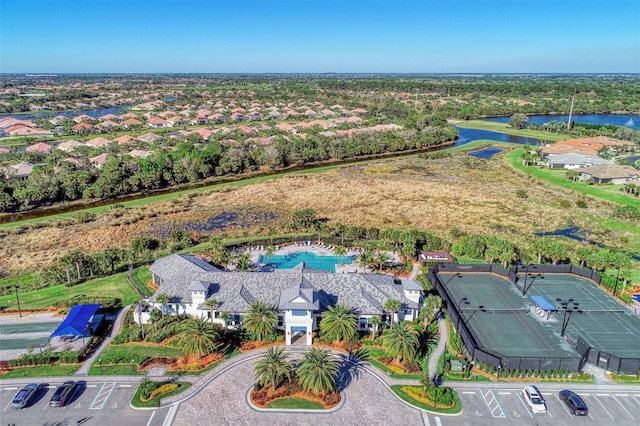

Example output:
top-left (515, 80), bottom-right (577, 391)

top-left (485, 114), bottom-right (640, 131)
top-left (0, 107), bottom-right (126, 121)
top-left (455, 126), bottom-right (544, 146)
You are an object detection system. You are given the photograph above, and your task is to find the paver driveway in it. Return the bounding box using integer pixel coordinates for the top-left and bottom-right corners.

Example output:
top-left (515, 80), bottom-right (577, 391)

top-left (174, 352), bottom-right (424, 426)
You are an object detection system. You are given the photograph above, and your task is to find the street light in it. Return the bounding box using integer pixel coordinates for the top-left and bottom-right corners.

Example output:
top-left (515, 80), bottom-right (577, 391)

top-left (496, 364), bottom-right (502, 380)
top-left (131, 358), bottom-right (135, 373)
top-left (556, 298), bottom-right (580, 337)
top-left (520, 263), bottom-right (535, 296)
top-left (613, 266), bottom-right (621, 298)
top-left (13, 285), bottom-right (22, 317)
top-left (99, 358), bottom-right (103, 373)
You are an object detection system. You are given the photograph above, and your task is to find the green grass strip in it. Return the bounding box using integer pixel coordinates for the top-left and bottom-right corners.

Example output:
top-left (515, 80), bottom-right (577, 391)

top-left (0, 364), bottom-right (79, 379)
top-left (265, 397), bottom-right (324, 409)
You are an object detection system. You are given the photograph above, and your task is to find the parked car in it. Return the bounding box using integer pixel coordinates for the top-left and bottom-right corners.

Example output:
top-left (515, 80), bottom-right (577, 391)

top-left (559, 390), bottom-right (588, 416)
top-left (11, 383), bottom-right (39, 409)
top-left (521, 385), bottom-right (546, 414)
top-left (49, 381), bottom-right (77, 407)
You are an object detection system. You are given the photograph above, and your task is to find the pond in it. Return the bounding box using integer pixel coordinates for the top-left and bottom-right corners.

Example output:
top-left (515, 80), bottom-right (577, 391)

top-left (485, 114), bottom-right (640, 131)
top-left (468, 147), bottom-right (504, 159)
top-left (455, 126), bottom-right (544, 146)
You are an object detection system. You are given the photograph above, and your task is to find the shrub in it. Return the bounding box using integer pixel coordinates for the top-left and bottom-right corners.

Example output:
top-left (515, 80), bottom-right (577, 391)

top-left (576, 199), bottom-right (587, 208)
top-left (377, 356), bottom-right (393, 365)
top-left (515, 189), bottom-right (528, 198)
top-left (403, 360), bottom-right (421, 374)
top-left (149, 383), bottom-right (179, 400)
top-left (559, 200), bottom-right (572, 209)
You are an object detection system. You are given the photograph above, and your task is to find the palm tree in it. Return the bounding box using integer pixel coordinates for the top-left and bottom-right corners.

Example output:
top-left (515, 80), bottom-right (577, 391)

top-left (156, 293), bottom-right (170, 321)
top-left (204, 298), bottom-right (219, 324)
top-left (384, 321), bottom-right (419, 364)
top-left (419, 294), bottom-right (442, 327)
top-left (358, 249), bottom-right (375, 272)
top-left (243, 301), bottom-right (278, 341)
top-left (369, 316), bottom-right (381, 340)
top-left (383, 298), bottom-right (401, 325)
top-left (265, 245), bottom-right (276, 258)
top-left (236, 253), bottom-right (252, 271)
top-left (333, 246), bottom-right (347, 264)
top-left (254, 346), bottom-right (293, 391)
top-left (319, 304), bottom-right (357, 344)
top-left (219, 311), bottom-right (231, 332)
top-left (178, 316), bottom-right (221, 360)
top-left (296, 347), bottom-right (340, 395)
top-left (375, 251), bottom-right (391, 271)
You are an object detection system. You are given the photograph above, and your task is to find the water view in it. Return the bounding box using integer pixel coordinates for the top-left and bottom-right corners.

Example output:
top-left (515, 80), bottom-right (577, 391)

top-left (455, 126), bottom-right (544, 146)
top-left (485, 114), bottom-right (640, 131)
top-left (468, 147), bottom-right (504, 159)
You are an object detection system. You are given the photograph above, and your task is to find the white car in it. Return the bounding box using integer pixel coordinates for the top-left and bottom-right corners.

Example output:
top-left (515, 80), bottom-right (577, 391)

top-left (522, 385), bottom-right (546, 414)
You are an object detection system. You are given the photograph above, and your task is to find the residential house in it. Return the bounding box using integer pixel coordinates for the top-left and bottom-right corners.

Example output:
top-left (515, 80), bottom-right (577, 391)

top-left (25, 142), bottom-right (53, 154)
top-left (147, 117), bottom-right (168, 128)
top-left (142, 254), bottom-right (423, 346)
top-left (98, 120), bottom-right (121, 132)
top-left (89, 153), bottom-right (108, 169)
top-left (72, 114), bottom-right (95, 124)
top-left (137, 132), bottom-right (162, 144)
top-left (4, 161), bottom-right (35, 180)
top-left (56, 140), bottom-right (85, 152)
top-left (113, 134), bottom-right (136, 145)
top-left (577, 164), bottom-right (640, 184)
top-left (128, 149), bottom-right (153, 159)
top-left (545, 153), bottom-right (612, 169)
top-left (85, 137), bottom-right (112, 148)
top-left (72, 122), bottom-right (94, 134)
top-left (122, 118), bottom-right (143, 129)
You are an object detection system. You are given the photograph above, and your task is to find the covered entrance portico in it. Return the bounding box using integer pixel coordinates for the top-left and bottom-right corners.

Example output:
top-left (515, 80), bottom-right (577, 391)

top-left (280, 280), bottom-right (319, 346)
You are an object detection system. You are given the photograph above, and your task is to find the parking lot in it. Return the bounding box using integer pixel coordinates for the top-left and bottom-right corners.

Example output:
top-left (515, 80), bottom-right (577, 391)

top-left (450, 386), bottom-right (640, 425)
top-left (1, 380), bottom-right (171, 426)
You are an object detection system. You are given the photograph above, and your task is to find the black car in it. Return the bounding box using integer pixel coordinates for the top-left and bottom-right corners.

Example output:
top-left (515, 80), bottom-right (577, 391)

top-left (559, 390), bottom-right (589, 416)
top-left (49, 381), bottom-right (77, 407)
top-left (11, 383), bottom-right (39, 409)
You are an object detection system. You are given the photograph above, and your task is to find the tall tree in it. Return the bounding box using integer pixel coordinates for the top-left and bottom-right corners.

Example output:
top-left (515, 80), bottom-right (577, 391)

top-left (384, 321), bottom-right (419, 364)
top-left (254, 346), bottom-right (293, 391)
top-left (178, 316), bottom-right (221, 360)
top-left (383, 298), bottom-right (401, 324)
top-left (244, 301), bottom-right (278, 341)
top-left (319, 304), bottom-right (357, 344)
top-left (204, 298), bottom-right (219, 324)
top-left (235, 253), bottom-right (252, 271)
top-left (296, 347), bottom-right (340, 395)
top-left (156, 293), bottom-right (170, 321)
top-left (369, 315), bottom-right (381, 340)
top-left (420, 294), bottom-right (442, 327)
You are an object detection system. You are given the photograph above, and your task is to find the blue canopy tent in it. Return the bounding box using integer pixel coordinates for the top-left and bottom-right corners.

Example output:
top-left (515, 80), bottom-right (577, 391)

top-left (531, 295), bottom-right (557, 312)
top-left (50, 304), bottom-right (101, 342)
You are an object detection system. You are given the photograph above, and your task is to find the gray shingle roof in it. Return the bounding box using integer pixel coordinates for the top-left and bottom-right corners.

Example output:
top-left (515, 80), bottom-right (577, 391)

top-left (149, 255), bottom-right (419, 314)
top-left (278, 281), bottom-right (320, 311)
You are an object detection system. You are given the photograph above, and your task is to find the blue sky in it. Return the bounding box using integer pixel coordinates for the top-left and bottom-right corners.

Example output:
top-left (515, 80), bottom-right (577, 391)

top-left (1, 0), bottom-right (639, 73)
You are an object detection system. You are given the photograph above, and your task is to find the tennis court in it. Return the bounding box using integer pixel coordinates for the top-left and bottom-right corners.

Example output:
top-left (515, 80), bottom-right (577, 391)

top-left (432, 266), bottom-right (640, 373)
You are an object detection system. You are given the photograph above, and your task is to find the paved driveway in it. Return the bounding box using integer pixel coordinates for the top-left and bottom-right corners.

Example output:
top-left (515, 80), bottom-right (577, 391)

top-left (174, 353), bottom-right (425, 426)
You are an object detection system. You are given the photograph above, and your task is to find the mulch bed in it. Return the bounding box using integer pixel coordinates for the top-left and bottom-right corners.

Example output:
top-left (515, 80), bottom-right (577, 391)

top-left (250, 381), bottom-right (341, 409)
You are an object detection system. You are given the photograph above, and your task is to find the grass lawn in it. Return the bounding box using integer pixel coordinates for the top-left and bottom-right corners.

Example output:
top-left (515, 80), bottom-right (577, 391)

top-left (506, 149), bottom-right (640, 208)
top-left (0, 272), bottom-right (139, 312)
top-left (96, 343), bottom-right (183, 365)
top-left (391, 385), bottom-right (462, 414)
top-left (265, 397), bottom-right (324, 410)
top-left (454, 120), bottom-right (571, 142)
top-left (0, 364), bottom-right (79, 379)
top-left (89, 363), bottom-right (145, 376)
top-left (131, 266), bottom-right (154, 296)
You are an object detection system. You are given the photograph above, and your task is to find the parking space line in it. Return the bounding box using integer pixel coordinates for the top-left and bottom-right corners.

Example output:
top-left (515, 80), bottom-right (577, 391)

top-left (554, 394), bottom-right (573, 419)
top-left (119, 384), bottom-right (133, 388)
top-left (615, 394), bottom-right (629, 397)
top-left (595, 393), bottom-right (609, 396)
top-left (498, 392), bottom-right (511, 395)
top-left (4, 387), bottom-right (18, 390)
top-left (434, 416), bottom-right (442, 426)
top-left (3, 400), bottom-right (12, 412)
top-left (516, 393), bottom-right (533, 418)
top-left (90, 382), bottom-right (116, 410)
top-left (592, 396), bottom-right (614, 419)
top-left (462, 391), bottom-right (476, 394)
top-left (480, 389), bottom-right (506, 418)
top-left (613, 395), bottom-right (635, 420)
top-left (146, 410), bottom-right (156, 426)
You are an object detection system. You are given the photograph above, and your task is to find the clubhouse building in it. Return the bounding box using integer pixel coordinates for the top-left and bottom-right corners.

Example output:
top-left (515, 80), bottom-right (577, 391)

top-left (140, 254), bottom-right (423, 345)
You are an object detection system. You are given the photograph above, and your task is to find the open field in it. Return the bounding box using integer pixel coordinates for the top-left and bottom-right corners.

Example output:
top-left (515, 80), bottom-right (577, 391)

top-left (0, 146), bottom-right (638, 273)
top-left (0, 272), bottom-right (138, 311)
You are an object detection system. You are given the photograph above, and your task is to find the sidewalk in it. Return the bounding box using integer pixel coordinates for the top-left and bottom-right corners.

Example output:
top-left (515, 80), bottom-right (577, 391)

top-left (74, 305), bottom-right (131, 376)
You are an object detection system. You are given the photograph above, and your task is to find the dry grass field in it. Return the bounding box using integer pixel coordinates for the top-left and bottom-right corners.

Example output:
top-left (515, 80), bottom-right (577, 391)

top-left (0, 148), bottom-right (634, 273)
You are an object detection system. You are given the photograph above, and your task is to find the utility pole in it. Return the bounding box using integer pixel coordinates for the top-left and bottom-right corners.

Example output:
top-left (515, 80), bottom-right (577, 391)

top-left (567, 95), bottom-right (575, 130)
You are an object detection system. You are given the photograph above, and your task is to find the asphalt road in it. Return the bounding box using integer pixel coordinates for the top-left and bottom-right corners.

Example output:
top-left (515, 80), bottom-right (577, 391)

top-left (1, 380), bottom-right (171, 426)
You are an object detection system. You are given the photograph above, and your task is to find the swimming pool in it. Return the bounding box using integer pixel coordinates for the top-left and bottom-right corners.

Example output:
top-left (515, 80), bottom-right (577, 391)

top-left (259, 251), bottom-right (352, 272)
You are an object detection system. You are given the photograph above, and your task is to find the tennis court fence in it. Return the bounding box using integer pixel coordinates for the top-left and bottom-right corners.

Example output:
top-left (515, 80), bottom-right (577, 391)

top-left (429, 264), bottom-right (626, 373)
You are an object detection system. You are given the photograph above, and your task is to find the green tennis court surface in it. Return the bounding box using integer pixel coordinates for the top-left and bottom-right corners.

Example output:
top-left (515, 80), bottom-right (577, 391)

top-left (437, 271), bottom-right (640, 361)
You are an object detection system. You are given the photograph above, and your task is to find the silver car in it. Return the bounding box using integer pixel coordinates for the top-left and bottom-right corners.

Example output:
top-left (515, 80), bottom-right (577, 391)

top-left (11, 383), bottom-right (39, 409)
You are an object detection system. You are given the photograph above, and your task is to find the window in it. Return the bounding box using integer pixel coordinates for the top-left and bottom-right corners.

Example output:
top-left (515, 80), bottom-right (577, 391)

top-left (291, 310), bottom-right (307, 317)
